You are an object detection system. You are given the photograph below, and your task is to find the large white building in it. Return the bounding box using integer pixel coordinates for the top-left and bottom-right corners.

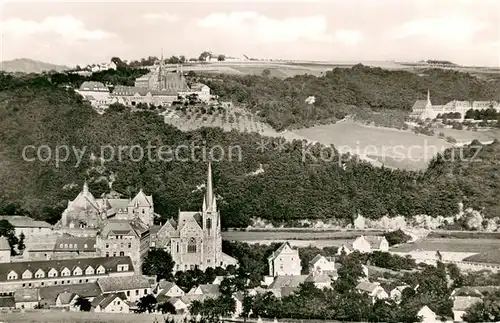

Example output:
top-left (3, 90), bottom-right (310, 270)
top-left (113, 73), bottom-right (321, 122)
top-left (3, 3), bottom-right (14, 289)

top-left (410, 90), bottom-right (499, 121)
top-left (267, 242), bottom-right (302, 277)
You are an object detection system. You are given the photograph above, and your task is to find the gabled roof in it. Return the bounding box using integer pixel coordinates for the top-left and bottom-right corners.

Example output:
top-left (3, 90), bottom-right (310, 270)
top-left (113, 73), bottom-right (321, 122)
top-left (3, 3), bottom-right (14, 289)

top-left (197, 284), bottom-right (220, 295)
top-left (309, 254), bottom-right (324, 265)
top-left (268, 275), bottom-right (307, 290)
top-left (0, 296), bottom-right (15, 308)
top-left (98, 275), bottom-right (151, 293)
top-left (130, 189), bottom-right (153, 207)
top-left (14, 288), bottom-right (39, 302)
top-left (158, 281), bottom-right (177, 293)
top-left (356, 281), bottom-right (383, 293)
top-left (177, 211), bottom-right (203, 231)
top-left (305, 272), bottom-right (332, 284)
top-left (360, 236), bottom-right (387, 248)
top-left (453, 296), bottom-right (482, 311)
top-left (268, 242), bottom-right (297, 261)
top-left (99, 219), bottom-right (149, 238)
top-left (93, 292), bottom-right (127, 309)
top-left (79, 81), bottom-right (108, 92)
top-left (452, 285), bottom-right (500, 297)
top-left (57, 291), bottom-right (76, 305)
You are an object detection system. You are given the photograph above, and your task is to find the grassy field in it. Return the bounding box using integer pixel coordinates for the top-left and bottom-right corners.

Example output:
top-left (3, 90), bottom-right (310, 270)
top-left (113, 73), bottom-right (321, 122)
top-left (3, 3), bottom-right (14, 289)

top-left (222, 230), bottom-right (384, 241)
top-left (464, 249), bottom-right (500, 264)
top-left (390, 238), bottom-right (500, 253)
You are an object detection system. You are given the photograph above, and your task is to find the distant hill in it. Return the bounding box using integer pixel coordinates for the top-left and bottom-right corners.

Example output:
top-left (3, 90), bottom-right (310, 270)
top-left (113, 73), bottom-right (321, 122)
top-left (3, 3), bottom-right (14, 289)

top-left (0, 58), bottom-right (69, 73)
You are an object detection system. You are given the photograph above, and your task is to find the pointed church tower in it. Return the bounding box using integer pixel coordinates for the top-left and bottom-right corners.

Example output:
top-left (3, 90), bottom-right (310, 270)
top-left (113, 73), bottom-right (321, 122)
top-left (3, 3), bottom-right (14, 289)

top-left (202, 161), bottom-right (217, 213)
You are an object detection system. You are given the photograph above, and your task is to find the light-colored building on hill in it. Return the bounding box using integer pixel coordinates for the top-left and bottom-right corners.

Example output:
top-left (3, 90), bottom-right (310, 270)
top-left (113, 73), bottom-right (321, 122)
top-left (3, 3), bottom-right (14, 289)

top-left (268, 242), bottom-right (302, 277)
top-left (356, 281), bottom-right (388, 302)
top-left (153, 163), bottom-right (238, 272)
top-left (410, 90), bottom-right (500, 120)
top-left (24, 236), bottom-right (98, 261)
top-left (418, 305), bottom-right (437, 322)
top-left (38, 282), bottom-right (102, 309)
top-left (92, 292), bottom-right (130, 313)
top-left (352, 235), bottom-right (389, 253)
top-left (308, 254), bottom-right (335, 273)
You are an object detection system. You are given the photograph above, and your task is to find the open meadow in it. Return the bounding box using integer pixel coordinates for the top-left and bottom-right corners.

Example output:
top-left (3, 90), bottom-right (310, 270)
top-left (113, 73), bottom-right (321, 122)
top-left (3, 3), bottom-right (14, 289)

top-left (390, 238), bottom-right (500, 253)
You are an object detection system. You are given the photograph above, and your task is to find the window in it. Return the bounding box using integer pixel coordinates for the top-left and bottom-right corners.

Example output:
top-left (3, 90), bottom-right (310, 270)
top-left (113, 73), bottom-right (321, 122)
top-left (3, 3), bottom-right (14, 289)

top-left (22, 283), bottom-right (26, 287)
top-left (176, 243), bottom-right (179, 253)
top-left (187, 238), bottom-right (197, 253)
top-left (135, 290), bottom-right (139, 295)
top-left (119, 251), bottom-right (124, 257)
top-left (79, 279), bottom-right (82, 283)
top-left (113, 252), bottom-right (117, 257)
top-left (84, 244), bottom-right (88, 248)
top-left (41, 282), bottom-right (44, 286)
top-left (106, 252), bottom-right (109, 257)
top-left (206, 218), bottom-right (212, 230)
top-left (64, 244), bottom-right (68, 248)
top-left (59, 244), bottom-right (63, 248)
top-left (144, 289), bottom-right (147, 294)
top-left (127, 291), bottom-right (130, 296)
top-left (105, 243), bottom-right (109, 249)
top-left (128, 243), bottom-right (131, 248)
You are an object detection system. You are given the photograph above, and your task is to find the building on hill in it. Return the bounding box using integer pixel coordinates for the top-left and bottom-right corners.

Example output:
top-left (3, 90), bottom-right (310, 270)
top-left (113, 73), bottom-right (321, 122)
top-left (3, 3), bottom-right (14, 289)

top-left (154, 162), bottom-right (238, 272)
top-left (352, 235), bottom-right (389, 253)
top-left (409, 90), bottom-right (500, 120)
top-left (0, 256), bottom-right (134, 294)
top-left (0, 215), bottom-right (53, 237)
top-left (268, 242), bottom-right (302, 277)
top-left (154, 280), bottom-right (184, 297)
top-left (23, 236), bottom-right (97, 261)
top-left (75, 81), bottom-right (113, 109)
top-left (96, 219), bottom-right (150, 274)
top-left (267, 275), bottom-right (308, 298)
top-left (0, 237), bottom-right (10, 263)
top-left (418, 305), bottom-right (437, 322)
top-left (55, 183), bottom-right (155, 237)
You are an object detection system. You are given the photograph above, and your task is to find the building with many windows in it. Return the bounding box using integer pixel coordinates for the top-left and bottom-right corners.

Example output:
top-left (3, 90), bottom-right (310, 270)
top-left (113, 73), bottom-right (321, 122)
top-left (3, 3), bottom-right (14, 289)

top-left (0, 256), bottom-right (134, 294)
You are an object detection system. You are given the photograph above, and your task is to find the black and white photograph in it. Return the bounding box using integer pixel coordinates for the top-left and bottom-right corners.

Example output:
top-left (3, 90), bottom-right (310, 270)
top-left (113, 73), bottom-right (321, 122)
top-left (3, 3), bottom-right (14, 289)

top-left (0, 0), bottom-right (499, 322)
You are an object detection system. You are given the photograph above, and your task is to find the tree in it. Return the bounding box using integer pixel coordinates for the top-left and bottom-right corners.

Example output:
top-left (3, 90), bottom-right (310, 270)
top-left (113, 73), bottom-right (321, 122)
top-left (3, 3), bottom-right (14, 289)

top-left (198, 51), bottom-right (212, 62)
top-left (137, 294), bottom-right (157, 313)
top-left (384, 229), bottom-right (411, 246)
top-left (74, 297), bottom-right (92, 311)
top-left (142, 248), bottom-right (175, 281)
top-left (18, 232), bottom-right (25, 252)
top-left (158, 301), bottom-right (177, 314)
top-left (462, 295), bottom-right (500, 323)
top-left (0, 220), bottom-right (18, 255)
top-left (217, 55), bottom-right (226, 62)
top-left (335, 252), bottom-right (365, 293)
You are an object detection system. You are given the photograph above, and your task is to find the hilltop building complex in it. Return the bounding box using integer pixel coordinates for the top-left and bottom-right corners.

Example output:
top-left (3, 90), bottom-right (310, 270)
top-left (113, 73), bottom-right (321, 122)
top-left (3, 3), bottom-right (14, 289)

top-left (410, 90), bottom-right (499, 120)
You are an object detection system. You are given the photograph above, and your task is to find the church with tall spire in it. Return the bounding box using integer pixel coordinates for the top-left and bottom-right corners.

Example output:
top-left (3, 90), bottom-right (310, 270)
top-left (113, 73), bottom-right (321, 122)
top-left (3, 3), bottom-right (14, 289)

top-left (154, 162), bottom-right (238, 272)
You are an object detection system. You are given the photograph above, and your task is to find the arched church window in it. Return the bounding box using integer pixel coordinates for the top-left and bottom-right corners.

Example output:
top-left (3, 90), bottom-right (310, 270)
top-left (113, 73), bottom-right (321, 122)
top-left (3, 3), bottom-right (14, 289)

top-left (187, 238), bottom-right (197, 253)
top-left (206, 218), bottom-right (212, 230)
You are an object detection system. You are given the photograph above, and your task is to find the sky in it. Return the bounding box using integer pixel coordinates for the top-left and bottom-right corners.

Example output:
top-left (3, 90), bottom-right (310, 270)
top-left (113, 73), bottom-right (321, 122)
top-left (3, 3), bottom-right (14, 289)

top-left (0, 0), bottom-right (499, 67)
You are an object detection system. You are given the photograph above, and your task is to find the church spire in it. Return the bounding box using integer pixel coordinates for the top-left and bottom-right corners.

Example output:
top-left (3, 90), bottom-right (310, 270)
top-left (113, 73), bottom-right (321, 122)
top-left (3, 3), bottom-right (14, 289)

top-left (203, 161), bottom-right (215, 212)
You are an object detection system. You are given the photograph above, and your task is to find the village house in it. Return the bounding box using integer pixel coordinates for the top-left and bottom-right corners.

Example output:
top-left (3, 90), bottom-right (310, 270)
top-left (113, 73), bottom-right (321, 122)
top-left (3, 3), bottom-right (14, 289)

top-left (154, 280), bottom-right (185, 298)
top-left (336, 244), bottom-right (351, 255)
top-left (352, 235), bottom-right (389, 253)
top-left (187, 284), bottom-right (220, 298)
top-left (267, 275), bottom-right (308, 298)
top-left (452, 296), bottom-right (482, 322)
top-left (14, 288), bottom-right (39, 309)
top-left (304, 271), bottom-right (333, 289)
top-left (97, 275), bottom-right (151, 303)
top-left (163, 297), bottom-right (189, 314)
top-left (355, 281), bottom-right (388, 302)
top-left (390, 285), bottom-right (410, 303)
top-left (0, 237), bottom-right (10, 263)
top-left (308, 254), bottom-right (336, 274)
top-left (92, 292), bottom-right (130, 313)
top-left (417, 305), bottom-right (437, 322)
top-left (267, 242), bottom-right (302, 277)
top-left (23, 236), bottom-right (98, 261)
top-left (0, 215), bottom-right (53, 238)
top-left (38, 282), bottom-right (102, 309)
top-left (0, 256), bottom-right (134, 294)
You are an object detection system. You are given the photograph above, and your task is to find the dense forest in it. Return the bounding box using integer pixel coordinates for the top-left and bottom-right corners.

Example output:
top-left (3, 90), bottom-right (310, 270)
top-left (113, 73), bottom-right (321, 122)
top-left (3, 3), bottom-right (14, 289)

top-left (0, 72), bottom-right (499, 227)
top-left (202, 65), bottom-right (500, 130)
